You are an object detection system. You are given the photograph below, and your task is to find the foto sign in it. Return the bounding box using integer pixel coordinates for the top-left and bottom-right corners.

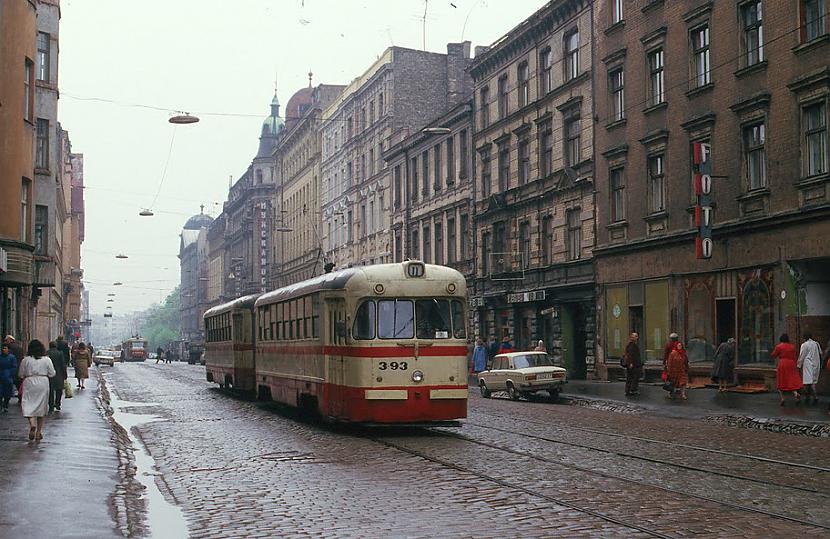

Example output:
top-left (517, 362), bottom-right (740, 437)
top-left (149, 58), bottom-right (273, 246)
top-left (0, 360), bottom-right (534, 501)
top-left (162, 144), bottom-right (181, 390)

top-left (693, 142), bottom-right (713, 259)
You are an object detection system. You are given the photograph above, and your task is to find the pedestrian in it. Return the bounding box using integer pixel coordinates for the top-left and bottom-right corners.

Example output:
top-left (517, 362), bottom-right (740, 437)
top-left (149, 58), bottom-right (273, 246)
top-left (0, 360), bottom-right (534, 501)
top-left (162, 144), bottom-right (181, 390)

top-left (624, 332), bottom-right (642, 396)
top-left (72, 342), bottom-right (91, 390)
top-left (711, 338), bottom-right (736, 392)
top-left (772, 334), bottom-right (802, 405)
top-left (18, 339), bottom-right (55, 441)
top-left (499, 335), bottom-right (514, 354)
top-left (472, 337), bottom-right (488, 373)
top-left (663, 333), bottom-right (679, 370)
top-left (56, 335), bottom-right (71, 368)
top-left (488, 337), bottom-right (499, 363)
top-left (47, 341), bottom-right (68, 412)
top-left (5, 335), bottom-right (24, 402)
top-left (534, 340), bottom-right (546, 352)
top-left (156, 346), bottom-right (164, 364)
top-left (0, 343), bottom-right (18, 412)
top-left (797, 331), bottom-right (822, 405)
top-left (666, 341), bottom-right (690, 400)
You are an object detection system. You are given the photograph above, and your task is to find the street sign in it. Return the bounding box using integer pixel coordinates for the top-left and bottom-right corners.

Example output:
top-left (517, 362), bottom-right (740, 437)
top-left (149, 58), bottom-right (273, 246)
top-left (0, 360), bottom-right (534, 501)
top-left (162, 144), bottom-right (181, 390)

top-left (693, 142), bottom-right (713, 259)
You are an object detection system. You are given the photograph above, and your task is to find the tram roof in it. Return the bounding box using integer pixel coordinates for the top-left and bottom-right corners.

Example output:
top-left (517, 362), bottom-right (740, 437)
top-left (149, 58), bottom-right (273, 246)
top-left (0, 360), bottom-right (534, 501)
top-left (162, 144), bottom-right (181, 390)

top-left (203, 293), bottom-right (262, 318)
top-left (255, 262), bottom-right (466, 306)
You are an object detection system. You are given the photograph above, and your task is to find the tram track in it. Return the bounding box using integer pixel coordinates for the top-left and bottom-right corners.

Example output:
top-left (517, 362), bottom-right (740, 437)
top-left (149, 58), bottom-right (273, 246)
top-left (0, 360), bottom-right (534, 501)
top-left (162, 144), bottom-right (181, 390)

top-left (371, 428), bottom-right (830, 535)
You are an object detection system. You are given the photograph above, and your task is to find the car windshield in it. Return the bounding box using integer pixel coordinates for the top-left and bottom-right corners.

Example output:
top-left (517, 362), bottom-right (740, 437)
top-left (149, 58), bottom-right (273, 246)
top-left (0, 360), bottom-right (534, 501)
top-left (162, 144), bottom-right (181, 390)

top-left (512, 354), bottom-right (555, 369)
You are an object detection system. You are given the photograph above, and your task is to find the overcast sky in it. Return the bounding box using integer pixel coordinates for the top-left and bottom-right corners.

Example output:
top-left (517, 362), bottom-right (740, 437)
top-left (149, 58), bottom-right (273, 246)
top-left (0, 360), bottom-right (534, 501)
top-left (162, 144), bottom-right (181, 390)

top-left (58, 0), bottom-right (547, 315)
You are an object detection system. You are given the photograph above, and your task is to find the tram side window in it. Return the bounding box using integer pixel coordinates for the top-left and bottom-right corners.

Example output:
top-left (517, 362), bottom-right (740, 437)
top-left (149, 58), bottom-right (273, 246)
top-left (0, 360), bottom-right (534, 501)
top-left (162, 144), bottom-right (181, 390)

top-left (269, 304), bottom-right (277, 341)
top-left (353, 300), bottom-right (376, 340)
top-left (377, 299), bottom-right (415, 339)
top-left (311, 295), bottom-right (320, 338)
top-left (451, 299), bottom-right (466, 339)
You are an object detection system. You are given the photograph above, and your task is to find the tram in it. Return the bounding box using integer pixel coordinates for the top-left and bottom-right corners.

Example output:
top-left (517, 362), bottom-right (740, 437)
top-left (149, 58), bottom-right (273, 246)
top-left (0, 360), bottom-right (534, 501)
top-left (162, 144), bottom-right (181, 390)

top-left (203, 261), bottom-right (469, 425)
top-left (121, 337), bottom-right (148, 361)
top-left (203, 294), bottom-right (259, 393)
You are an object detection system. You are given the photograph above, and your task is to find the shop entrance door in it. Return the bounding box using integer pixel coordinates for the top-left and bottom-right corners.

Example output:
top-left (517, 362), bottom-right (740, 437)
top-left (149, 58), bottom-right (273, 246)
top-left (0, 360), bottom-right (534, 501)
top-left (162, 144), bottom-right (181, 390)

top-left (560, 304), bottom-right (587, 379)
top-left (716, 298), bottom-right (736, 344)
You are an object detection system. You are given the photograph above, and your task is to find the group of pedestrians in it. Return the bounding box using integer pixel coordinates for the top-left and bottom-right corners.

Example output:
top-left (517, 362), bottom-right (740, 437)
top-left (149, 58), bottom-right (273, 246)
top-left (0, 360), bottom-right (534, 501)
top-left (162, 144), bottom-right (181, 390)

top-left (0, 334), bottom-right (94, 441)
top-left (471, 335), bottom-right (517, 373)
top-left (774, 332), bottom-right (827, 408)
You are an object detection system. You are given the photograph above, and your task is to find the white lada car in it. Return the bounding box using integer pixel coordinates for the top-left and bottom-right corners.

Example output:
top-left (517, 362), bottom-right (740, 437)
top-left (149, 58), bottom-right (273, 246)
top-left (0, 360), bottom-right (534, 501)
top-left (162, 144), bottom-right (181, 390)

top-left (477, 351), bottom-right (567, 401)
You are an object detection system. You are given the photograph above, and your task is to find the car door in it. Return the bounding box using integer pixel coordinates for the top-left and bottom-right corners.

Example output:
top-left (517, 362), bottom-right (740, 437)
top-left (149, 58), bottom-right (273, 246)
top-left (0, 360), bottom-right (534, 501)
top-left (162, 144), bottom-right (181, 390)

top-left (489, 356), bottom-right (507, 390)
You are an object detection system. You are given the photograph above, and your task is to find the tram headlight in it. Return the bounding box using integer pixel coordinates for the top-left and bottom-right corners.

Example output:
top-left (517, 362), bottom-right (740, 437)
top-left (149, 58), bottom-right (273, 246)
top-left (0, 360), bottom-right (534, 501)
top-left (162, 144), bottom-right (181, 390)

top-left (411, 370), bottom-right (424, 383)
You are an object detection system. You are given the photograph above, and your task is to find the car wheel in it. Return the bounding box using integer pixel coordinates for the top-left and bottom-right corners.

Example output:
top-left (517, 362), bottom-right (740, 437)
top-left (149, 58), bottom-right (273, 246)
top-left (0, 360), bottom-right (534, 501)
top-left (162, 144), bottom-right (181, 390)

top-left (548, 389), bottom-right (560, 403)
top-left (479, 381), bottom-right (491, 398)
top-left (507, 383), bottom-right (521, 401)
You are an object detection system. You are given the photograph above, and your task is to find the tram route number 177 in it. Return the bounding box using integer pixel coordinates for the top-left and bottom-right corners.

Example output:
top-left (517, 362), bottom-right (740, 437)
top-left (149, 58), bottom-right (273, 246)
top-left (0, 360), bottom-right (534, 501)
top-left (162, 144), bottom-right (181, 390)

top-left (377, 361), bottom-right (408, 371)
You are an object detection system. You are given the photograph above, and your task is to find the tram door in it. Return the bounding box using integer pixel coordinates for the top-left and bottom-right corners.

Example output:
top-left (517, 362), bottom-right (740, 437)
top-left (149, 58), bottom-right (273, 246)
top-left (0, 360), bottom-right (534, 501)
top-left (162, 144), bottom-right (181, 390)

top-left (326, 298), bottom-right (347, 417)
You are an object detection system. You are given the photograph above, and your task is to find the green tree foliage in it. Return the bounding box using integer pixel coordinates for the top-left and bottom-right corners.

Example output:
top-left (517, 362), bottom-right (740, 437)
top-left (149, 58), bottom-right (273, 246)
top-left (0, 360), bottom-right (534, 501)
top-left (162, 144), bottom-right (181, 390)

top-left (137, 286), bottom-right (181, 352)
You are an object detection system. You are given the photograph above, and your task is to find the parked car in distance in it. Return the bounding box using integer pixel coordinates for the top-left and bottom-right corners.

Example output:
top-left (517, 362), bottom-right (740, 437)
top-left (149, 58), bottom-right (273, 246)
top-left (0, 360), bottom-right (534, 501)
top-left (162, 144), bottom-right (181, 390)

top-left (93, 350), bottom-right (117, 367)
top-left (477, 351), bottom-right (567, 401)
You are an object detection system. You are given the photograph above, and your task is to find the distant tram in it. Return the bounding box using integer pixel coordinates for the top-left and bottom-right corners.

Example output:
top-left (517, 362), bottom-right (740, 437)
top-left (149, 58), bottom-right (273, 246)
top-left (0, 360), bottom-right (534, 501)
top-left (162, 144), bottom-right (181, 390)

top-left (203, 261), bottom-right (469, 425)
top-left (121, 337), bottom-right (148, 362)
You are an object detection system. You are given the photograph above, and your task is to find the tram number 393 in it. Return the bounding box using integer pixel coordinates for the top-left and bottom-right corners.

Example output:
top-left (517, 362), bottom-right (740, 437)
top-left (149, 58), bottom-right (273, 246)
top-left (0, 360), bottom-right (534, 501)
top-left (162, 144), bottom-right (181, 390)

top-left (378, 361), bottom-right (408, 371)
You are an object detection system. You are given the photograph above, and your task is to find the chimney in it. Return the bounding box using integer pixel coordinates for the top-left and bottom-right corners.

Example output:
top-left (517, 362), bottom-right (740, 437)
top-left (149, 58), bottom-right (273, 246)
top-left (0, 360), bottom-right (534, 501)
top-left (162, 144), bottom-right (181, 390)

top-left (446, 41), bottom-right (474, 108)
top-left (474, 45), bottom-right (490, 57)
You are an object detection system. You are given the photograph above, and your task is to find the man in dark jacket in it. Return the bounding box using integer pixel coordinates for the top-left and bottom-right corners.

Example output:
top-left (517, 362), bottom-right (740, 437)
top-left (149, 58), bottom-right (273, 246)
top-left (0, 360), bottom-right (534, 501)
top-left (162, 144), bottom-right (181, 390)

top-left (48, 341), bottom-right (68, 412)
top-left (56, 335), bottom-right (71, 367)
top-left (5, 335), bottom-right (24, 402)
top-left (488, 337), bottom-right (500, 363)
top-left (624, 332), bottom-right (642, 396)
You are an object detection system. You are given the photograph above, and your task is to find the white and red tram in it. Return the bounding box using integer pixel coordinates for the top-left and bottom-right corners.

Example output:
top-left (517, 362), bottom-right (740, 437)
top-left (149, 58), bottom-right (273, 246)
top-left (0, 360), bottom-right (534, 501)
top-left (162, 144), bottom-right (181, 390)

top-left (203, 294), bottom-right (260, 393)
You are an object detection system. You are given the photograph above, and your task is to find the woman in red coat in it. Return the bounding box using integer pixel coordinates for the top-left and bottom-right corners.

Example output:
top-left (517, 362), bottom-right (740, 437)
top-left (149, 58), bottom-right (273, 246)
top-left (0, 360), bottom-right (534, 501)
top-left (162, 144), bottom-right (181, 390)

top-left (772, 333), bottom-right (802, 405)
top-left (666, 341), bottom-right (690, 400)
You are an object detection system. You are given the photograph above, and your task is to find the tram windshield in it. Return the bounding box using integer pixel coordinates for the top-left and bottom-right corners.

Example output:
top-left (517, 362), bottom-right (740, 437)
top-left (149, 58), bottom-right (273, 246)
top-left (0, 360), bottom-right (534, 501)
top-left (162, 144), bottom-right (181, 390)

top-left (355, 298), bottom-right (466, 340)
top-left (511, 353), bottom-right (556, 369)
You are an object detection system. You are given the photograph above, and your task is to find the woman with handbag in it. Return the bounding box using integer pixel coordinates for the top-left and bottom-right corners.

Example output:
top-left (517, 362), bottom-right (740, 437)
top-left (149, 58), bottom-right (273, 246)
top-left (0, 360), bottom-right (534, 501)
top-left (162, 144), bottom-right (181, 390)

top-left (18, 340), bottom-right (55, 441)
top-left (666, 341), bottom-right (690, 400)
top-left (772, 334), bottom-right (802, 406)
top-left (72, 342), bottom-right (91, 390)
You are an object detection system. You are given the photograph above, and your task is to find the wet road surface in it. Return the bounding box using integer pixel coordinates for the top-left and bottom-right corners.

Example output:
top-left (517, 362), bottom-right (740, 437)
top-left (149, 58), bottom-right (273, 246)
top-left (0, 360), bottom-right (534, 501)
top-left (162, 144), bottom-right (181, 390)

top-left (97, 362), bottom-right (830, 538)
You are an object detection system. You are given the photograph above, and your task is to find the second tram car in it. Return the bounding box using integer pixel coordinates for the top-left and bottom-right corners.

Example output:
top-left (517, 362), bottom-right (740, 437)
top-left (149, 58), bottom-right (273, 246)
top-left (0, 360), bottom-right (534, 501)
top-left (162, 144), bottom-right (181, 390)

top-left (203, 294), bottom-right (259, 392)
top-left (203, 261), bottom-right (469, 425)
top-left (121, 337), bottom-right (148, 361)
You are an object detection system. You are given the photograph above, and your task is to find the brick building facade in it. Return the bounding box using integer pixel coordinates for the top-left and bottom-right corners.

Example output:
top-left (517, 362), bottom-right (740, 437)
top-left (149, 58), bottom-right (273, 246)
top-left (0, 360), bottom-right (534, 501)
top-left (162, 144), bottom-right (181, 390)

top-left (469, 0), bottom-right (598, 377)
top-left (593, 0), bottom-right (830, 386)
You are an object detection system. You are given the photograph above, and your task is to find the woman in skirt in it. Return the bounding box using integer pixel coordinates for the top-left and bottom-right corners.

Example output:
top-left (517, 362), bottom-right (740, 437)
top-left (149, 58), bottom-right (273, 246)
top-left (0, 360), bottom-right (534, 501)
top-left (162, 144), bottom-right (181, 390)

top-left (18, 339), bottom-right (55, 441)
top-left (72, 342), bottom-right (91, 389)
top-left (772, 333), bottom-right (802, 405)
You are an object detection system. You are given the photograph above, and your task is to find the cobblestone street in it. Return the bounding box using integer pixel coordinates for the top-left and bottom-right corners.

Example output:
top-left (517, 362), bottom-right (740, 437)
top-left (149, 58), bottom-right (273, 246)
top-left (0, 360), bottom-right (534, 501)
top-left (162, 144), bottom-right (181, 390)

top-left (98, 362), bottom-right (830, 538)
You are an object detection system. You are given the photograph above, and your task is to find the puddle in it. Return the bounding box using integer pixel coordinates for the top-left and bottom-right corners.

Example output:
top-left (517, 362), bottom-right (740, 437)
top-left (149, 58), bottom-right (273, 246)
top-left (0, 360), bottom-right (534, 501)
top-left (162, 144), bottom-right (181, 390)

top-left (107, 381), bottom-right (189, 538)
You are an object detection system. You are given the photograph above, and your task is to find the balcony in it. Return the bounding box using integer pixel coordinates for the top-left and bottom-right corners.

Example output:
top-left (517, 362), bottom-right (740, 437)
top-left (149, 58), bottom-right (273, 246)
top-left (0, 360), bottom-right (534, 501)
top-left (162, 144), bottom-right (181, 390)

top-left (32, 256), bottom-right (56, 287)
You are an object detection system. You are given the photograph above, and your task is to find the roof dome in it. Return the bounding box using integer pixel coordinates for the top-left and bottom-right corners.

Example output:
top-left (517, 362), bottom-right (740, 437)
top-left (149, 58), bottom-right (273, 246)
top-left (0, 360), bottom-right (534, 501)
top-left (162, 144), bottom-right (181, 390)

top-left (183, 210), bottom-right (213, 230)
top-left (261, 91), bottom-right (285, 137)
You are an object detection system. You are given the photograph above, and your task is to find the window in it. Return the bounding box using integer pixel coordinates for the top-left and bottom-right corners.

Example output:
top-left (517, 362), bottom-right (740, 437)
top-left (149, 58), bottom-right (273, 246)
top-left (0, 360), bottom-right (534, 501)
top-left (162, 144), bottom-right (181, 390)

top-left (541, 216), bottom-right (553, 265)
top-left (565, 116), bottom-right (581, 166)
top-left (34, 205), bottom-right (48, 255)
top-left (648, 155), bottom-right (666, 213)
top-left (435, 222), bottom-right (444, 265)
top-left (393, 165), bottom-right (402, 208)
top-left (691, 25), bottom-right (711, 88)
top-left (347, 209), bottom-right (354, 242)
top-left (480, 86), bottom-right (490, 128)
top-left (566, 209), bottom-right (582, 261)
top-left (361, 154), bottom-right (366, 180)
top-left (37, 32), bottom-right (50, 81)
top-left (498, 75), bottom-right (509, 118)
top-left (742, 1), bottom-right (764, 66)
top-left (460, 214), bottom-right (469, 260)
top-left (415, 299), bottom-right (452, 339)
top-left (802, 0), bottom-right (826, 42)
top-left (612, 0), bottom-right (623, 24)
top-left (423, 224), bottom-right (431, 263)
top-left (369, 100), bottom-right (375, 124)
top-left (36, 119), bottom-right (49, 170)
top-left (480, 148), bottom-right (492, 197)
top-left (21, 179), bottom-right (31, 243)
top-left (481, 231), bottom-right (491, 275)
top-left (447, 217), bottom-right (456, 264)
top-left (360, 204), bottom-right (367, 238)
top-left (369, 148), bottom-right (375, 176)
top-left (539, 48), bottom-right (552, 95)
top-left (24, 59), bottom-right (33, 121)
top-left (411, 229), bottom-right (420, 259)
top-left (610, 167), bottom-right (626, 222)
top-left (360, 107), bottom-right (366, 131)
top-left (804, 103), bottom-right (827, 176)
top-left (744, 122), bottom-right (766, 189)
top-left (540, 121), bottom-right (553, 177)
top-left (519, 221), bottom-right (530, 269)
top-left (565, 30), bottom-right (579, 81)
top-left (410, 156), bottom-right (419, 202)
top-left (648, 48), bottom-right (664, 106)
top-left (378, 92), bottom-right (384, 116)
top-left (518, 138), bottom-right (530, 185)
top-left (369, 200), bottom-right (375, 235)
top-left (498, 143), bottom-right (510, 192)
top-left (518, 62), bottom-right (529, 107)
top-left (610, 68), bottom-right (625, 121)
top-left (422, 151), bottom-right (430, 196)
top-left (347, 116), bottom-right (353, 139)
top-left (378, 299), bottom-right (415, 339)
top-left (353, 301), bottom-right (376, 340)
top-left (394, 229), bottom-right (402, 262)
top-left (459, 129), bottom-right (468, 178)
top-left (493, 221), bottom-right (506, 273)
top-left (433, 143), bottom-right (442, 191)
top-left (446, 137), bottom-right (455, 185)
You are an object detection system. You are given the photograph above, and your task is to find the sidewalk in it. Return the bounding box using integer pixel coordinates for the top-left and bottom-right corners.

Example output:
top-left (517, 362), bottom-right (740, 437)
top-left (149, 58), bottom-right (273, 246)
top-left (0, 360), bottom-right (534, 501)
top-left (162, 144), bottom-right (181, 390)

top-left (0, 367), bottom-right (121, 538)
top-left (561, 379), bottom-right (830, 425)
